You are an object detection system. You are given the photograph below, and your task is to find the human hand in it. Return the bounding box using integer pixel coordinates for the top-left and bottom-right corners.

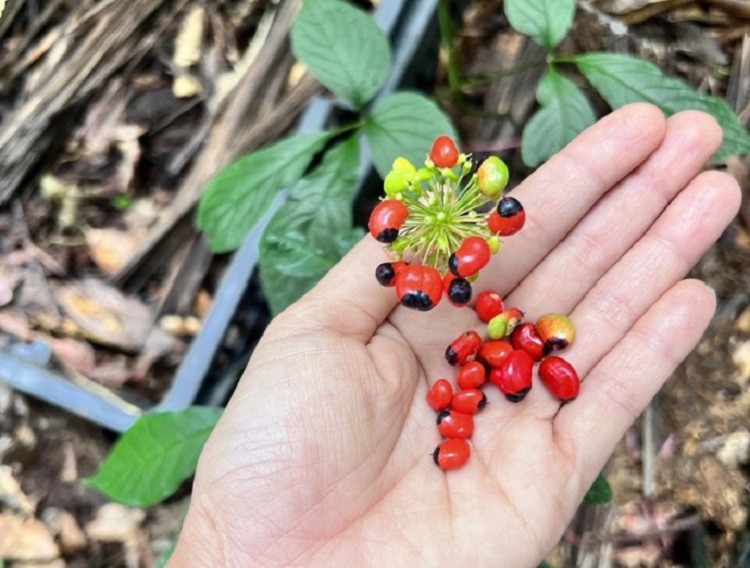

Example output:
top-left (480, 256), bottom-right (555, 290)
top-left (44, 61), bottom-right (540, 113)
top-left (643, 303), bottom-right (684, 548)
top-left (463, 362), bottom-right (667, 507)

top-left (170, 104), bottom-right (740, 567)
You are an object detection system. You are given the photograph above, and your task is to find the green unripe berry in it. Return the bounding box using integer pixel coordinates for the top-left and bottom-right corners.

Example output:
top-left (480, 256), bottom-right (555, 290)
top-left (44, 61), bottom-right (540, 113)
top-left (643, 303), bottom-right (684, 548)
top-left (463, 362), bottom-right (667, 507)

top-left (477, 156), bottom-right (509, 200)
top-left (392, 157), bottom-right (417, 174)
top-left (441, 168), bottom-right (458, 182)
top-left (415, 167), bottom-right (433, 182)
top-left (487, 314), bottom-right (509, 339)
top-left (487, 236), bottom-right (500, 254)
top-left (384, 170), bottom-right (411, 197)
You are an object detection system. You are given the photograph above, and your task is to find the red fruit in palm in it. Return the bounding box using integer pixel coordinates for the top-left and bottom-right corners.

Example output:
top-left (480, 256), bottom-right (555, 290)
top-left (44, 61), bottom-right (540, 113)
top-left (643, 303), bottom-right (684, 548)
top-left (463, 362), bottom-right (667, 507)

top-left (436, 410), bottom-right (474, 438)
top-left (426, 379), bottom-right (453, 412)
top-left (539, 356), bottom-right (580, 401)
top-left (490, 350), bottom-right (534, 403)
top-left (451, 388), bottom-right (487, 414)
top-left (475, 291), bottom-right (505, 323)
top-left (510, 323), bottom-right (544, 361)
top-left (433, 438), bottom-right (470, 470)
top-left (457, 361), bottom-right (486, 389)
top-left (536, 313), bottom-right (576, 354)
top-left (445, 330), bottom-right (483, 366)
top-left (395, 265), bottom-right (442, 311)
top-left (478, 339), bottom-right (513, 368)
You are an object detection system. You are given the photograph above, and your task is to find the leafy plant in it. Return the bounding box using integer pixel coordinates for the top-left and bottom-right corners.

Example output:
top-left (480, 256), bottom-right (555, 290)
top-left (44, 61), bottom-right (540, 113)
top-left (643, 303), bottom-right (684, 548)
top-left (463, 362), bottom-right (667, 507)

top-left (84, 407), bottom-right (222, 506)
top-left (583, 472), bottom-right (613, 505)
top-left (471, 0), bottom-right (750, 167)
top-left (86, 0), bottom-right (454, 514)
top-left (198, 0), bottom-right (455, 314)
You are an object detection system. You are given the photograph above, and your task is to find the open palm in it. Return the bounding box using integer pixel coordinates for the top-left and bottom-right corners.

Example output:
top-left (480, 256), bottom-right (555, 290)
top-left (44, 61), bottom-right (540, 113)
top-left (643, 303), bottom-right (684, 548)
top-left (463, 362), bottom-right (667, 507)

top-left (171, 105), bottom-right (740, 567)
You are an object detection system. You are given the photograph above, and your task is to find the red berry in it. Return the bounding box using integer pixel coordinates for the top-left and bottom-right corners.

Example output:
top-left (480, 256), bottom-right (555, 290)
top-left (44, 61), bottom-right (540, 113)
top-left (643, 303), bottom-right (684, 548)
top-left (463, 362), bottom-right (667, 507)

top-left (433, 438), bottom-right (470, 470)
top-left (510, 323), bottom-right (544, 361)
top-left (451, 388), bottom-right (487, 414)
top-left (536, 313), bottom-right (576, 354)
top-left (429, 135), bottom-right (460, 169)
top-left (490, 350), bottom-right (533, 403)
top-left (437, 410), bottom-right (474, 438)
top-left (457, 361), bottom-right (486, 389)
top-left (375, 261), bottom-right (406, 287)
top-left (448, 237), bottom-right (491, 278)
top-left (368, 199), bottom-right (408, 243)
top-left (395, 265), bottom-right (442, 311)
top-left (539, 356), bottom-right (580, 401)
top-left (487, 197), bottom-right (525, 236)
top-left (475, 291), bottom-right (505, 323)
top-left (426, 378), bottom-right (453, 411)
top-left (445, 330), bottom-right (483, 366)
top-left (478, 339), bottom-right (513, 368)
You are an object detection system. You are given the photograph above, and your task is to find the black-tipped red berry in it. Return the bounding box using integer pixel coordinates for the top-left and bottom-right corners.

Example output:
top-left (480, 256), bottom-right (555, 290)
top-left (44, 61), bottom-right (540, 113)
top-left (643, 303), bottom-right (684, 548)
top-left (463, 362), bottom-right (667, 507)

top-left (489, 350), bottom-right (533, 403)
top-left (451, 389), bottom-right (487, 414)
top-left (395, 265), bottom-right (442, 311)
top-left (437, 409), bottom-right (474, 438)
top-left (498, 196), bottom-right (523, 217)
top-left (488, 197), bottom-right (525, 236)
top-left (368, 199), bottom-right (408, 243)
top-left (433, 438), bottom-right (470, 470)
top-left (448, 237), bottom-right (491, 278)
top-left (445, 330), bottom-right (483, 366)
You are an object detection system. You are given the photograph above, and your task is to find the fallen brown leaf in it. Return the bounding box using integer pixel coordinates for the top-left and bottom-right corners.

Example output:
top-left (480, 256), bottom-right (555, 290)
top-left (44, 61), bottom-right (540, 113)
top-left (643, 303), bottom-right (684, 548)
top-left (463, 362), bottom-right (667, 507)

top-left (0, 512), bottom-right (60, 562)
top-left (55, 279), bottom-right (153, 351)
top-left (84, 227), bottom-right (141, 276)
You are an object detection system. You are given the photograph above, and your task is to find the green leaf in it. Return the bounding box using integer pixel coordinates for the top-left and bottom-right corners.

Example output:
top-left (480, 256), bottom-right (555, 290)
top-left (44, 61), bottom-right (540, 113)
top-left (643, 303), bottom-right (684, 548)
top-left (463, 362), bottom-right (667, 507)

top-left (84, 407), bottom-right (222, 507)
top-left (155, 541), bottom-right (177, 568)
top-left (365, 92), bottom-right (456, 178)
top-left (291, 0), bottom-right (391, 107)
top-left (197, 132), bottom-right (332, 253)
top-left (574, 52), bottom-right (750, 160)
top-left (522, 67), bottom-right (596, 167)
top-left (505, 0), bottom-right (575, 49)
top-left (260, 135), bottom-right (362, 315)
top-left (583, 473), bottom-right (613, 505)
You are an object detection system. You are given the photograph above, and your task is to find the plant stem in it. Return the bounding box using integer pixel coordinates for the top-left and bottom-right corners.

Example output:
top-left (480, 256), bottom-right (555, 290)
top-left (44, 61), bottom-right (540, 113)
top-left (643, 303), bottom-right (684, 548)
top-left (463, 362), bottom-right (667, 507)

top-left (460, 59), bottom-right (548, 89)
top-left (438, 0), bottom-right (462, 105)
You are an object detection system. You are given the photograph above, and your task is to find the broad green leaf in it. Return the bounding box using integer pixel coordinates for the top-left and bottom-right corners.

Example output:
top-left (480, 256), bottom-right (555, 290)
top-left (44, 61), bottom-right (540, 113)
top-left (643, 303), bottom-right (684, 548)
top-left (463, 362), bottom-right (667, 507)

top-left (291, 0), bottom-right (391, 107)
top-left (505, 0), bottom-right (575, 50)
top-left (365, 92), bottom-right (456, 178)
top-left (260, 135), bottom-right (362, 314)
top-left (84, 407), bottom-right (222, 507)
top-left (197, 132), bottom-right (332, 253)
top-left (583, 473), bottom-right (613, 505)
top-left (574, 52), bottom-right (750, 160)
top-left (522, 67), bottom-right (596, 167)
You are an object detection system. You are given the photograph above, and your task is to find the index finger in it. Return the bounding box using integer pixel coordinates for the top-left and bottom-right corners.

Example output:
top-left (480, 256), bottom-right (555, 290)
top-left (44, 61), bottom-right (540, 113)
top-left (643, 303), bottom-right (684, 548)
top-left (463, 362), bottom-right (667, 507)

top-left (476, 103), bottom-right (667, 296)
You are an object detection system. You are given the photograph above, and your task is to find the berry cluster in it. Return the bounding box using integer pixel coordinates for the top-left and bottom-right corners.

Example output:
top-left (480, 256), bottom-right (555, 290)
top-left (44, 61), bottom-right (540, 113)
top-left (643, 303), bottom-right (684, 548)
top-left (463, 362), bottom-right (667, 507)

top-left (369, 136), bottom-right (524, 311)
top-left (366, 136), bottom-right (580, 472)
top-left (429, 306), bottom-right (580, 470)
